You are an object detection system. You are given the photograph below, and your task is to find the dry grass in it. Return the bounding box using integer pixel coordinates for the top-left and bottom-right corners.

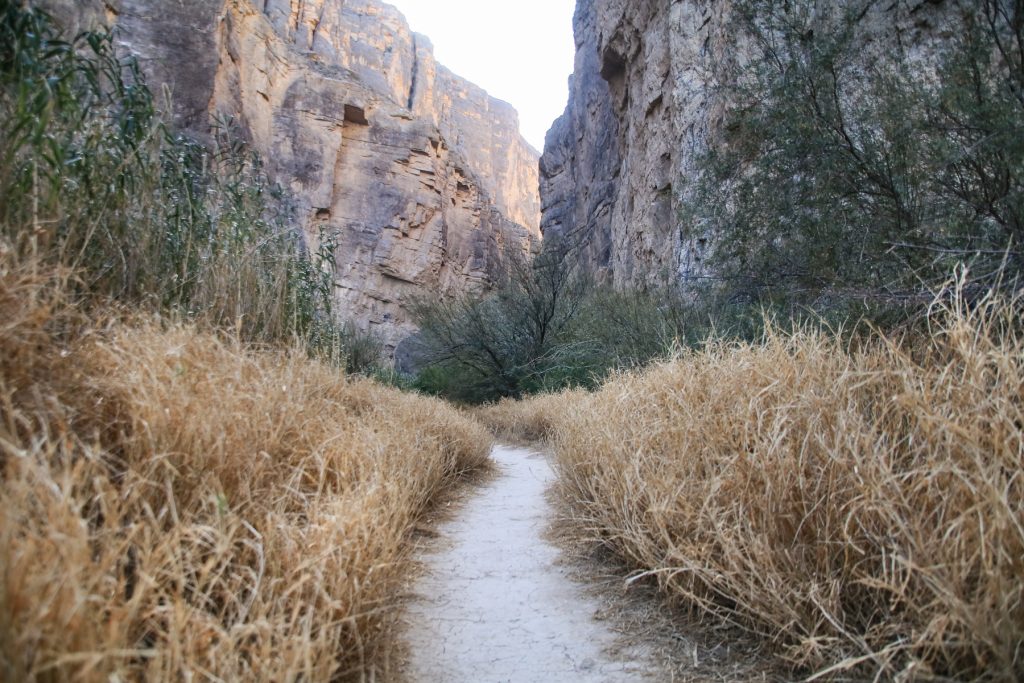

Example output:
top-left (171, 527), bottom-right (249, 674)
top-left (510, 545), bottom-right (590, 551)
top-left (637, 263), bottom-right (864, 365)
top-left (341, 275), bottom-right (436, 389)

top-left (501, 292), bottom-right (1024, 681)
top-left (473, 393), bottom-right (575, 444)
top-left (0, 256), bottom-right (493, 682)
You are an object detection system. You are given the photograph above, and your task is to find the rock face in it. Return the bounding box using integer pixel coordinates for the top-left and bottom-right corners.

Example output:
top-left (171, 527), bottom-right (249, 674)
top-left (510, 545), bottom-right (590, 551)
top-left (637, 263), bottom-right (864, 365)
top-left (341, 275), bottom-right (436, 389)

top-left (542, 0), bottom-right (959, 290)
top-left (46, 0), bottom-right (540, 349)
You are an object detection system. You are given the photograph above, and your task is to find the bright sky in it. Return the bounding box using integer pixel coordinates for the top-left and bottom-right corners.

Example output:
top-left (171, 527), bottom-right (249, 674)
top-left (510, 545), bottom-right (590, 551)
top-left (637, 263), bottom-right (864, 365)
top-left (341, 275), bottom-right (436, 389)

top-left (384, 0), bottom-right (577, 152)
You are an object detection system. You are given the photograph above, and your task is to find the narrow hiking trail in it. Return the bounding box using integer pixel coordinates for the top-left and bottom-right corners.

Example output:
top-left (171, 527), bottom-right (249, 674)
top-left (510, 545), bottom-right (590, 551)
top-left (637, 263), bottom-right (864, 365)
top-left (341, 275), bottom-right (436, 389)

top-left (402, 445), bottom-right (658, 682)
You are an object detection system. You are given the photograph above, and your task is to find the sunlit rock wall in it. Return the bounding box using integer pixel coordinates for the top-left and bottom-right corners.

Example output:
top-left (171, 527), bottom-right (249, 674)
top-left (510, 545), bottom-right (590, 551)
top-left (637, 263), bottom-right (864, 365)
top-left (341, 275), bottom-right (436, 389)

top-left (44, 0), bottom-right (541, 349)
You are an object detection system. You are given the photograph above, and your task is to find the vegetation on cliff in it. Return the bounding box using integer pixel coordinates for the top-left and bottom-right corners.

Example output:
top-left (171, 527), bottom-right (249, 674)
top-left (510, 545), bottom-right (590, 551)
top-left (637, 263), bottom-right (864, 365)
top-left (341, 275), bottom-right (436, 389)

top-left (0, 2), bottom-right (383, 366)
top-left (690, 0), bottom-right (1024, 313)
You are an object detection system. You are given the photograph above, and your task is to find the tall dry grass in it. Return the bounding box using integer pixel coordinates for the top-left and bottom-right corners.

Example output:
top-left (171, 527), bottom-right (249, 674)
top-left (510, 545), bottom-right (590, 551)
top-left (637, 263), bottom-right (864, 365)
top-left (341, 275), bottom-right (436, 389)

top-left (473, 393), bottom-right (575, 443)
top-left (0, 256), bottom-right (492, 682)
top-left (528, 290), bottom-right (1023, 681)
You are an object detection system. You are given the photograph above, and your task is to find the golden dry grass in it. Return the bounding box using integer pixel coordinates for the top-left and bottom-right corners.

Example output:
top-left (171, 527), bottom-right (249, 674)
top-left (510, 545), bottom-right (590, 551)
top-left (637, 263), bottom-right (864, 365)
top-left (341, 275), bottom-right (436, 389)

top-left (473, 393), bottom-right (575, 444)
top-left (499, 293), bottom-right (1024, 681)
top-left (0, 257), bottom-right (492, 682)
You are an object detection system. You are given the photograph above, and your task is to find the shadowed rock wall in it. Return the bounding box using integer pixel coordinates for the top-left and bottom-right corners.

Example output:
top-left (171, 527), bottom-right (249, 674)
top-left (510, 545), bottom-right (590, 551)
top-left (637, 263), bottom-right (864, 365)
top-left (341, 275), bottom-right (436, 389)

top-left (542, 0), bottom-right (959, 290)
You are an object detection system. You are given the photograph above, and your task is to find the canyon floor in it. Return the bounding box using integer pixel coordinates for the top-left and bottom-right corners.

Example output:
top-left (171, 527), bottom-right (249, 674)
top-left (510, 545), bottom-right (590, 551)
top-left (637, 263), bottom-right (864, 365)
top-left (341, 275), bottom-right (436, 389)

top-left (401, 445), bottom-right (662, 682)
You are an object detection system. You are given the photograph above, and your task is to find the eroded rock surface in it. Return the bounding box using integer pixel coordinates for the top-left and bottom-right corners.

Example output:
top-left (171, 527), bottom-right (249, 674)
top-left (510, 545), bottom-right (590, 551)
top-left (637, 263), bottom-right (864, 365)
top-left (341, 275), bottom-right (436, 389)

top-left (46, 0), bottom-right (540, 348)
top-left (543, 0), bottom-right (959, 289)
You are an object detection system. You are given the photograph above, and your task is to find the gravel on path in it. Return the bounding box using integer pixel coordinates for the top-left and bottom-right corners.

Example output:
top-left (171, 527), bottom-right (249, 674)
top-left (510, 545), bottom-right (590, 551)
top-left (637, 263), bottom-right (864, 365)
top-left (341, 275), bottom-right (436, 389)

top-left (402, 445), bottom-right (657, 683)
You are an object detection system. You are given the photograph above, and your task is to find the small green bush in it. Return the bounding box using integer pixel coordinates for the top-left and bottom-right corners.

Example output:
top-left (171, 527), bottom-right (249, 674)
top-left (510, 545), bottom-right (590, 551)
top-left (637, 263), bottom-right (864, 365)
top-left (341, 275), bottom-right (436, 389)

top-left (410, 239), bottom-right (587, 402)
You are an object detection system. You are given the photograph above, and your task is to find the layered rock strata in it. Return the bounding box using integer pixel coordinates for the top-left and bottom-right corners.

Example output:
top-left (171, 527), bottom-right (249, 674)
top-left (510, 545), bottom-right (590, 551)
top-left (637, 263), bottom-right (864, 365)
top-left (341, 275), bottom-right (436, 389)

top-left (46, 0), bottom-right (540, 349)
top-left (542, 0), bottom-right (959, 290)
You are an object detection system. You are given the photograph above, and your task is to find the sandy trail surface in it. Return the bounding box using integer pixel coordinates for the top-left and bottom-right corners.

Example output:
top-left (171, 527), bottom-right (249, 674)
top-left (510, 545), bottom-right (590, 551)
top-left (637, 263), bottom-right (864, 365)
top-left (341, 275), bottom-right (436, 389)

top-left (402, 445), bottom-right (656, 682)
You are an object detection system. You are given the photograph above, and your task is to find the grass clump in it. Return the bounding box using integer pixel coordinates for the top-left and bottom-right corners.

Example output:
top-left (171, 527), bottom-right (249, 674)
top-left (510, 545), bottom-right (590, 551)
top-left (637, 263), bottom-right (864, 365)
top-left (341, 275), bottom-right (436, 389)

top-left (0, 255), bottom-right (492, 681)
top-left (496, 283), bottom-right (1023, 681)
top-left (472, 393), bottom-right (575, 444)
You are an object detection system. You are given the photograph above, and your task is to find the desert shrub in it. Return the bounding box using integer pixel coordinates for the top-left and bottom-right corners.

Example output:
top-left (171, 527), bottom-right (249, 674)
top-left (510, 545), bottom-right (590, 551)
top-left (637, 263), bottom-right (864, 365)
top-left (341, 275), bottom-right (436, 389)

top-left (412, 239), bottom-right (758, 403)
top-left (546, 278), bottom-right (1024, 681)
top-left (543, 286), bottom-right (689, 386)
top-left (689, 0), bottom-right (1024, 311)
top-left (328, 320), bottom-right (385, 375)
top-left (411, 239), bottom-right (588, 402)
top-left (0, 253), bottom-right (492, 681)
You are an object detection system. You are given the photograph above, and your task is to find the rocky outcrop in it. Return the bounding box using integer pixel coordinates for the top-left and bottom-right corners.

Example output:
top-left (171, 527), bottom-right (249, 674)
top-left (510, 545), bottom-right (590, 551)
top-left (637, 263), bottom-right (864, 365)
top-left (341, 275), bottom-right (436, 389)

top-left (214, 1), bottom-right (541, 348)
top-left (41, 0), bottom-right (226, 131)
top-left (46, 0), bottom-right (540, 349)
top-left (542, 0), bottom-right (959, 290)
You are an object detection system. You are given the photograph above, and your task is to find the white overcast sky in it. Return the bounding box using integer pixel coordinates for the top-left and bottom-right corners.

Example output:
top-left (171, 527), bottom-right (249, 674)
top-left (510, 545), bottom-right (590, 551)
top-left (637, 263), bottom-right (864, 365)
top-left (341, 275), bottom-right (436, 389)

top-left (384, 0), bottom-right (577, 151)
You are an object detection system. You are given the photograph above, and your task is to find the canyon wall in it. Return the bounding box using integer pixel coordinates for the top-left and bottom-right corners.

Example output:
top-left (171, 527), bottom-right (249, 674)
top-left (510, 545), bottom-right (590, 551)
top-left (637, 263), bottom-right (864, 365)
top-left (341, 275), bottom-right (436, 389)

top-left (45, 0), bottom-right (540, 349)
top-left (542, 0), bottom-right (959, 290)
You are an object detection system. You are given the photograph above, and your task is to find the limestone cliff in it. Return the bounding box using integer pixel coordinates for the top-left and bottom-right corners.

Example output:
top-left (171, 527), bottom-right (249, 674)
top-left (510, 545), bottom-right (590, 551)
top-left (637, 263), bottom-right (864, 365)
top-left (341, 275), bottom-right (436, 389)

top-left (45, 0), bottom-right (540, 349)
top-left (543, 0), bottom-right (958, 290)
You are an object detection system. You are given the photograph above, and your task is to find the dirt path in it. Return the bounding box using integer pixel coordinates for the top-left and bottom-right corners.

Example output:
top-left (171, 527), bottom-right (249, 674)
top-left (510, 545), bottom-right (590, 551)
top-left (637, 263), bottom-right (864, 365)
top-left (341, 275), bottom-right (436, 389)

top-left (402, 445), bottom-right (657, 682)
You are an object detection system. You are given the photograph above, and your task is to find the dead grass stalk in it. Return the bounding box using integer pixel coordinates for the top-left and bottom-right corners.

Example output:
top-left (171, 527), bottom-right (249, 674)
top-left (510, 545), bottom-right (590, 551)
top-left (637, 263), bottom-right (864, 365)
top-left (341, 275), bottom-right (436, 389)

top-left (0, 255), bottom-right (492, 681)
top-left (504, 288), bottom-right (1024, 681)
